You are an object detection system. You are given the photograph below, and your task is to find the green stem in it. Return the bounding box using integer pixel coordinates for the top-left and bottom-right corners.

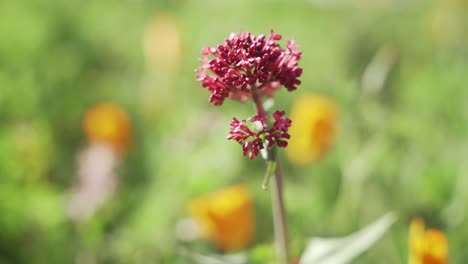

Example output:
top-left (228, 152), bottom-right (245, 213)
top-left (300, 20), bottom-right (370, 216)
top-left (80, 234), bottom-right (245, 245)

top-left (262, 160), bottom-right (276, 190)
top-left (251, 87), bottom-right (289, 264)
top-left (271, 159), bottom-right (289, 264)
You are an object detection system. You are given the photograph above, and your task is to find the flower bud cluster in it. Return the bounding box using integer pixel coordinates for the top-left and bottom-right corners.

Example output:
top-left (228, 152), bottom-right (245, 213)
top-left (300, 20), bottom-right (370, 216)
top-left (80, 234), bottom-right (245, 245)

top-left (227, 111), bottom-right (291, 159)
top-left (196, 30), bottom-right (301, 159)
top-left (197, 30), bottom-right (302, 106)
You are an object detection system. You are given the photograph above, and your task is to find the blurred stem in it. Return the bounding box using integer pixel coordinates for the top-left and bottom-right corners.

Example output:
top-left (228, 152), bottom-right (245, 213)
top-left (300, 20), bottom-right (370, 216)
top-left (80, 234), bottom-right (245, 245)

top-left (271, 159), bottom-right (289, 264)
top-left (251, 87), bottom-right (289, 264)
top-left (251, 87), bottom-right (265, 115)
top-left (262, 160), bottom-right (276, 190)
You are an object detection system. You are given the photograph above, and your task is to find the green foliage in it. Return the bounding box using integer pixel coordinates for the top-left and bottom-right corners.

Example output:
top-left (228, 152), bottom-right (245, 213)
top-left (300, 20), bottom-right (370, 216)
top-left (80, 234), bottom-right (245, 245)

top-left (1, 0), bottom-right (467, 262)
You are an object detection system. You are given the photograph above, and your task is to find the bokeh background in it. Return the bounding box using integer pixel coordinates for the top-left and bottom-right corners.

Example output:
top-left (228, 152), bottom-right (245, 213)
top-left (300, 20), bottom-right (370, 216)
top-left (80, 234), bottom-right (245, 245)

top-left (1, 0), bottom-right (467, 263)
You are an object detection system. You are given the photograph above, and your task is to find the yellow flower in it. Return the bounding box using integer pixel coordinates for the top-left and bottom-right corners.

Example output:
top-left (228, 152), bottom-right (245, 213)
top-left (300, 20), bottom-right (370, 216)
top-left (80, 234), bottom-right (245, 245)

top-left (83, 103), bottom-right (132, 155)
top-left (285, 94), bottom-right (338, 165)
top-left (142, 13), bottom-right (182, 71)
top-left (409, 218), bottom-right (448, 264)
top-left (427, 0), bottom-right (468, 49)
top-left (189, 185), bottom-right (255, 251)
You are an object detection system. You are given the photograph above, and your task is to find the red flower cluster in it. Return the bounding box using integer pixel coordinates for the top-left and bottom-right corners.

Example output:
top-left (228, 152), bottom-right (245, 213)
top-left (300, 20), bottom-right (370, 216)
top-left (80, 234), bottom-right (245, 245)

top-left (227, 111), bottom-right (292, 159)
top-left (196, 30), bottom-right (301, 159)
top-left (196, 30), bottom-right (302, 106)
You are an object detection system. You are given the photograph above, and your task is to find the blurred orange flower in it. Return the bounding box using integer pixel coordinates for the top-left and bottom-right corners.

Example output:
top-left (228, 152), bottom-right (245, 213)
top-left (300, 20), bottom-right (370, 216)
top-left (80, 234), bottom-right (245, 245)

top-left (83, 103), bottom-right (132, 155)
top-left (409, 218), bottom-right (448, 264)
top-left (189, 185), bottom-right (255, 252)
top-left (285, 94), bottom-right (338, 165)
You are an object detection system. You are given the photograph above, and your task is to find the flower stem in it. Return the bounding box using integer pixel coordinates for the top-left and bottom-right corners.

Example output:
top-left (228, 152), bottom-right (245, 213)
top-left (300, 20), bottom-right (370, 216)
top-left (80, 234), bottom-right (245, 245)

top-left (251, 88), bottom-right (265, 115)
top-left (262, 160), bottom-right (276, 190)
top-left (251, 87), bottom-right (289, 264)
top-left (271, 159), bottom-right (289, 264)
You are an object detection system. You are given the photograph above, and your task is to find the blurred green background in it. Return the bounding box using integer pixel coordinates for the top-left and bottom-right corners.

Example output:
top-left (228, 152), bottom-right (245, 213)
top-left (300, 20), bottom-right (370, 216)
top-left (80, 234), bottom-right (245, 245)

top-left (1, 0), bottom-right (467, 263)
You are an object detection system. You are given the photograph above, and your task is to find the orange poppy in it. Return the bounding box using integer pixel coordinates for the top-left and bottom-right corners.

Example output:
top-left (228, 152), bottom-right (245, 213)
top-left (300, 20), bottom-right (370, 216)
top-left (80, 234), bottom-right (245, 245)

top-left (189, 185), bottom-right (255, 251)
top-left (285, 94), bottom-right (338, 165)
top-left (409, 218), bottom-right (448, 264)
top-left (83, 103), bottom-right (132, 155)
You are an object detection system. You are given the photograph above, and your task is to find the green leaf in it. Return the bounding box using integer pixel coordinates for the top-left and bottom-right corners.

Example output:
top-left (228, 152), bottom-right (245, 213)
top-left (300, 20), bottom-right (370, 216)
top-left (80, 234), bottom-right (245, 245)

top-left (299, 212), bottom-right (397, 264)
top-left (180, 248), bottom-right (248, 264)
top-left (262, 160), bottom-right (277, 190)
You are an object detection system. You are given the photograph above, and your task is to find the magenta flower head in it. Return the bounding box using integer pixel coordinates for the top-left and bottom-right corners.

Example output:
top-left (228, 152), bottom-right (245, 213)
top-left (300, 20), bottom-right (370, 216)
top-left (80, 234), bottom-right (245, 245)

top-left (196, 30), bottom-right (301, 159)
top-left (196, 30), bottom-right (302, 106)
top-left (227, 111), bottom-right (292, 159)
